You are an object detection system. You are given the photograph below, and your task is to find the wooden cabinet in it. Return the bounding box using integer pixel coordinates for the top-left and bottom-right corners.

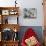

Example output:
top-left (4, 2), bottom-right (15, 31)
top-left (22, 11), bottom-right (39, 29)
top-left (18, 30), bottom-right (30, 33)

top-left (0, 7), bottom-right (20, 46)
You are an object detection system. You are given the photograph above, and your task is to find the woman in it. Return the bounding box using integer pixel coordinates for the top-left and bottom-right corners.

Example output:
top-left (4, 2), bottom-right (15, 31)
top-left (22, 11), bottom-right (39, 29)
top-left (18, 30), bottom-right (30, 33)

top-left (21, 28), bottom-right (41, 46)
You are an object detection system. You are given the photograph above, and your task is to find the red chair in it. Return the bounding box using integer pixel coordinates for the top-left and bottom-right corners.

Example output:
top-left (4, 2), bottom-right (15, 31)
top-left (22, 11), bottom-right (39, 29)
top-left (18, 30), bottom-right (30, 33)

top-left (21, 28), bottom-right (41, 46)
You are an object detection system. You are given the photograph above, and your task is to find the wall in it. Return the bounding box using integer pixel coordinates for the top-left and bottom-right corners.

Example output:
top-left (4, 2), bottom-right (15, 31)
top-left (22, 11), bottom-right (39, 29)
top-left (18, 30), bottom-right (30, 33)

top-left (0, 0), bottom-right (15, 7)
top-left (18, 0), bottom-right (44, 26)
top-left (0, 0), bottom-right (44, 26)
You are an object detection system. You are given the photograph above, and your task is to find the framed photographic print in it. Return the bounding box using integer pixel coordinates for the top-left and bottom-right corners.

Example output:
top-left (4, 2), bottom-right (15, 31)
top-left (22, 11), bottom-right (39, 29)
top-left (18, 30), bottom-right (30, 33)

top-left (2, 10), bottom-right (9, 15)
top-left (23, 8), bottom-right (37, 19)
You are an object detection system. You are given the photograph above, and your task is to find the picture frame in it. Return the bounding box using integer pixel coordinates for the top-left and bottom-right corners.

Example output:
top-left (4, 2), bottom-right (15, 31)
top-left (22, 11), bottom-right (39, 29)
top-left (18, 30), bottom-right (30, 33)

top-left (23, 8), bottom-right (37, 19)
top-left (2, 10), bottom-right (9, 15)
top-left (9, 10), bottom-right (17, 15)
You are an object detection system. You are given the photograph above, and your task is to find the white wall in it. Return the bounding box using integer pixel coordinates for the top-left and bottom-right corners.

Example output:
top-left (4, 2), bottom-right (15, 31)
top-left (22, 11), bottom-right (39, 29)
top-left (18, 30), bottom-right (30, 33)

top-left (0, 0), bottom-right (15, 7)
top-left (18, 0), bottom-right (44, 26)
top-left (0, 0), bottom-right (44, 26)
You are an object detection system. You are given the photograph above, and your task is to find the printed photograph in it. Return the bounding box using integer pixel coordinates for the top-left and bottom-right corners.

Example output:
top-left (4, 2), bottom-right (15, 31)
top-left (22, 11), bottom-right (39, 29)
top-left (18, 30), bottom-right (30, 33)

top-left (23, 8), bottom-right (37, 19)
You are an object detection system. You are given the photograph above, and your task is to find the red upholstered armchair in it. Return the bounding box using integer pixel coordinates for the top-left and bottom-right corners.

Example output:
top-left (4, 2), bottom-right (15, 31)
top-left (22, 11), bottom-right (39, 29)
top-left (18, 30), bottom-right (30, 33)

top-left (21, 28), bottom-right (41, 46)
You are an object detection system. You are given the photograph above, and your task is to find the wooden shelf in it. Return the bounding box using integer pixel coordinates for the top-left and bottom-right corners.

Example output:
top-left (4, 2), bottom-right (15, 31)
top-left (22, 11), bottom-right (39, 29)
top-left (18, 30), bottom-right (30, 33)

top-left (0, 7), bottom-right (19, 10)
top-left (0, 40), bottom-right (19, 46)
top-left (0, 24), bottom-right (20, 32)
top-left (0, 7), bottom-right (20, 46)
